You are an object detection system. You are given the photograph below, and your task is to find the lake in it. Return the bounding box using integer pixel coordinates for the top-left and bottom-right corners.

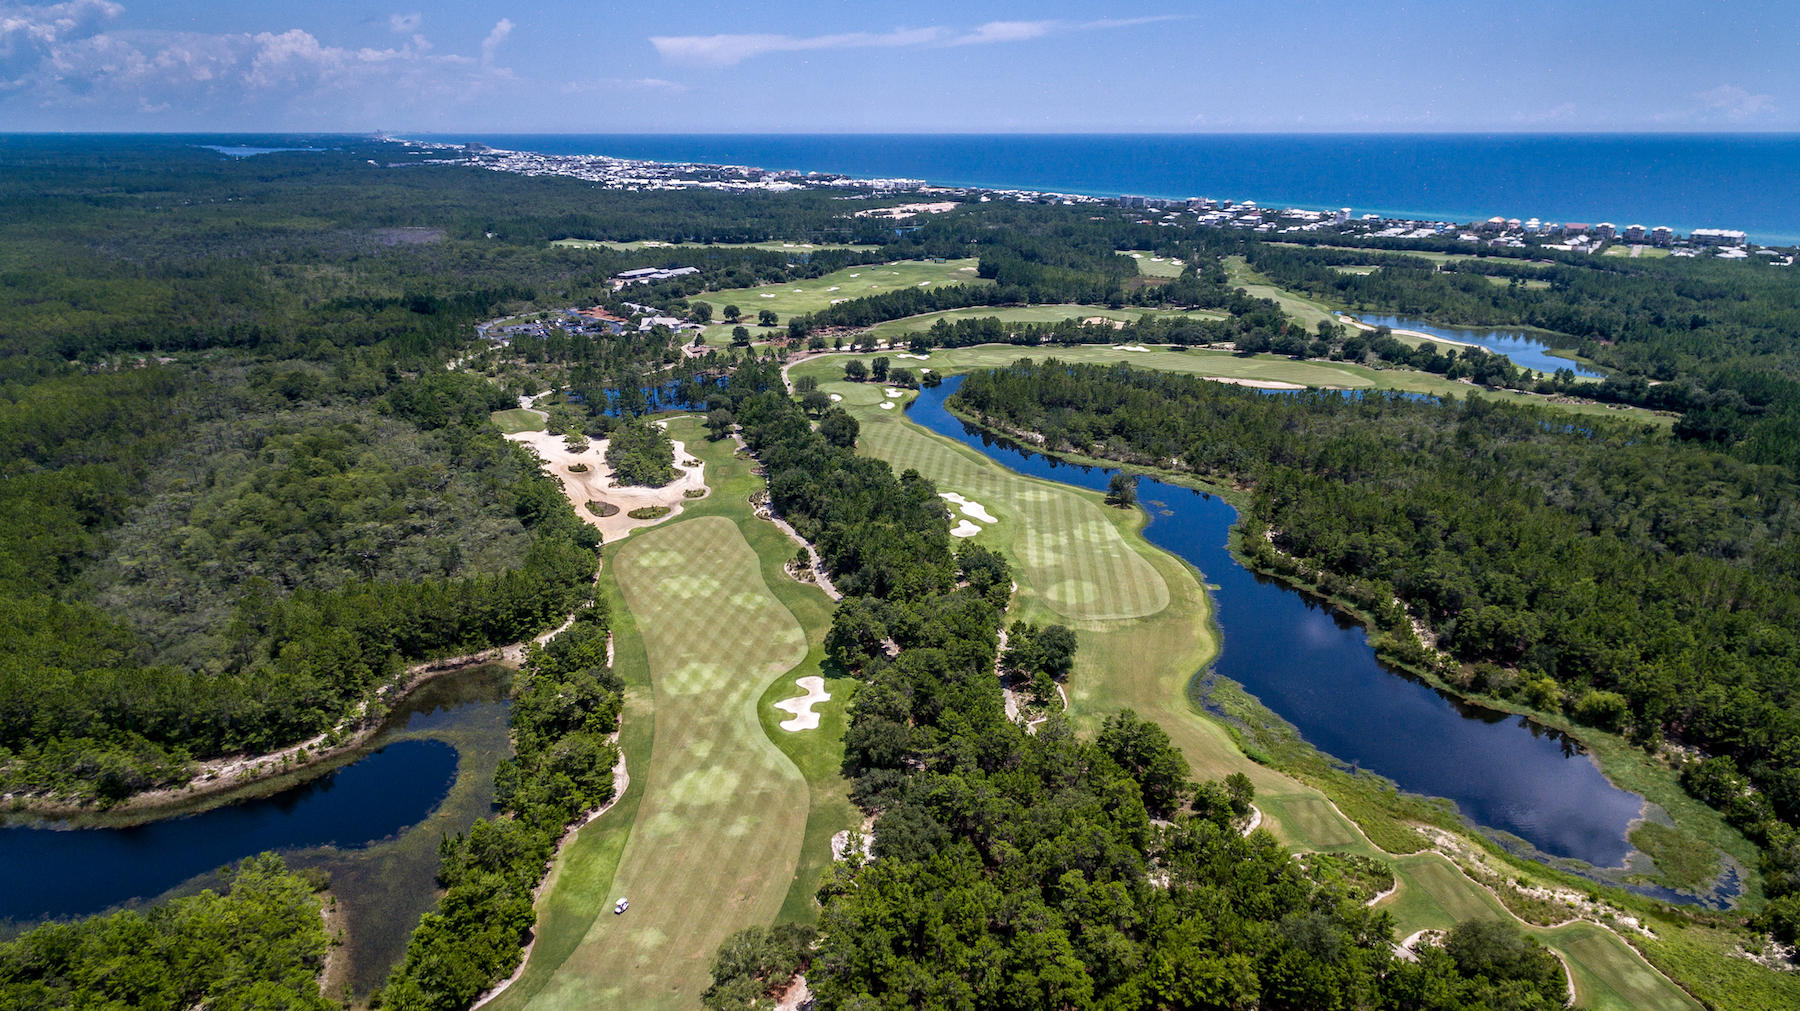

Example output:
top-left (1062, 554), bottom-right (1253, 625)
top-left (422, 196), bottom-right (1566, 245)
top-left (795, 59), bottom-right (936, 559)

top-left (0, 663), bottom-right (514, 995)
top-left (1352, 313), bottom-right (1605, 378)
top-left (911, 376), bottom-right (1649, 870)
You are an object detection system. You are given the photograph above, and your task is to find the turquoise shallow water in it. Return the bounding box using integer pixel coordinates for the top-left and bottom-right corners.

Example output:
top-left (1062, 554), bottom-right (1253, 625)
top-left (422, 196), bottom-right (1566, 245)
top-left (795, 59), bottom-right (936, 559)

top-left (421, 133), bottom-right (1800, 244)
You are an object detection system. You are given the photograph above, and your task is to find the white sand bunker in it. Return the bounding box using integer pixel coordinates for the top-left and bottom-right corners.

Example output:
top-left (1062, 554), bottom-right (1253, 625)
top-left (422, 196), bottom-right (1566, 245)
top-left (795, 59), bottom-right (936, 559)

top-left (1201, 376), bottom-right (1307, 390)
top-left (774, 676), bottom-right (831, 731)
top-left (883, 387), bottom-right (903, 397)
top-left (831, 298), bottom-right (850, 304)
top-left (879, 402), bottom-right (895, 410)
top-left (940, 492), bottom-right (996, 523)
top-left (896, 352), bottom-right (930, 360)
top-left (951, 520), bottom-right (982, 538)
top-left (829, 393), bottom-right (843, 402)
top-left (917, 281), bottom-right (930, 286)
top-left (827, 286), bottom-right (839, 291)
top-left (1112, 344), bottom-right (1154, 352)
top-left (760, 293), bottom-right (775, 298)
top-left (958, 266), bottom-right (977, 272)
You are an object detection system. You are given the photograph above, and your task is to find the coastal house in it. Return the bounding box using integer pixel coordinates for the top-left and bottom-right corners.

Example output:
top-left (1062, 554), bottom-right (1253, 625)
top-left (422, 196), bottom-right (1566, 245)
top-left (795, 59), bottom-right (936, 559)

top-left (1691, 228), bottom-right (1747, 246)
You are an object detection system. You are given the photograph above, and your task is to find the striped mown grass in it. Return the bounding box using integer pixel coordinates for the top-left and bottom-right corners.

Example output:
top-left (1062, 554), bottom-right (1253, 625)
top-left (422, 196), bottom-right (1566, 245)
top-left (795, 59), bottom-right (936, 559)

top-left (852, 387), bottom-right (1168, 624)
top-left (516, 516), bottom-right (809, 1011)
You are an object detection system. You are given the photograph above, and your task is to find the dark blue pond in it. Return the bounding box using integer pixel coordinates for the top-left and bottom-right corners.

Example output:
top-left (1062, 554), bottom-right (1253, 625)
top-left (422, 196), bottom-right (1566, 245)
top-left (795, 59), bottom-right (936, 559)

top-left (1353, 314), bottom-right (1605, 379)
top-left (0, 739), bottom-right (457, 925)
top-left (913, 376), bottom-right (1645, 867)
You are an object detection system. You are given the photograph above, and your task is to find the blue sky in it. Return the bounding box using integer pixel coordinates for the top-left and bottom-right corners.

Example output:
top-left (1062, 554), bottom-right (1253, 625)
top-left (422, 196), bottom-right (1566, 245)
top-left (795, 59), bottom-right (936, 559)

top-left (2, 1), bottom-right (1796, 132)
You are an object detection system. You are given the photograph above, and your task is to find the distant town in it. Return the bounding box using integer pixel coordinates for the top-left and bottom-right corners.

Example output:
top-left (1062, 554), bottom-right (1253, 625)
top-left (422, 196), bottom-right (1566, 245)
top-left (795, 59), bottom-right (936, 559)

top-left (397, 138), bottom-right (1792, 264)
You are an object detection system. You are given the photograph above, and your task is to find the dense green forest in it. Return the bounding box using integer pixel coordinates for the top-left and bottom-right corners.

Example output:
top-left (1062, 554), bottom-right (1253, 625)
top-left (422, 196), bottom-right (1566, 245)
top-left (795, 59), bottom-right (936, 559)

top-left (953, 360), bottom-right (1800, 937)
top-left (0, 360), bottom-right (598, 804)
top-left (603, 419), bottom-right (677, 487)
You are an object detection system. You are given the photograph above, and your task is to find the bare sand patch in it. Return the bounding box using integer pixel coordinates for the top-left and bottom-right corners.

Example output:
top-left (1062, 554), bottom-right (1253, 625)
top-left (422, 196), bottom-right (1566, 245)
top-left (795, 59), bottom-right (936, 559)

top-left (939, 492), bottom-right (996, 524)
top-left (772, 675), bottom-right (831, 732)
top-left (505, 428), bottom-right (706, 541)
top-left (879, 402), bottom-right (894, 411)
top-left (828, 393), bottom-right (843, 402)
top-left (896, 353), bottom-right (930, 360)
top-left (951, 519), bottom-right (981, 538)
top-left (1199, 376), bottom-right (1308, 390)
top-left (883, 387), bottom-right (903, 397)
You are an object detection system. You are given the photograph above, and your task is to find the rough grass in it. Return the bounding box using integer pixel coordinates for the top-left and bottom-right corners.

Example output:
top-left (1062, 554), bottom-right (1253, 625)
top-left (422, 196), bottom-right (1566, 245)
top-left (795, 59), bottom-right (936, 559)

top-left (490, 408), bottom-right (546, 434)
top-left (482, 573), bottom-right (656, 1011)
top-left (1630, 821), bottom-right (1724, 894)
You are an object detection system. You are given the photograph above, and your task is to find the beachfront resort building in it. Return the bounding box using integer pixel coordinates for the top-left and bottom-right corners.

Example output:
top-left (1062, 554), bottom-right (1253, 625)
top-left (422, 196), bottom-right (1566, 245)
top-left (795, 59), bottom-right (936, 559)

top-left (1691, 228), bottom-right (1748, 246)
top-left (1652, 226), bottom-right (1675, 246)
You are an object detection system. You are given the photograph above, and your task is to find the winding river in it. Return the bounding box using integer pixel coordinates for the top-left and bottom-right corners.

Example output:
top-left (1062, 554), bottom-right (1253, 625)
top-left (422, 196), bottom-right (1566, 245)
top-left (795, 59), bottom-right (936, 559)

top-left (911, 377), bottom-right (1652, 871)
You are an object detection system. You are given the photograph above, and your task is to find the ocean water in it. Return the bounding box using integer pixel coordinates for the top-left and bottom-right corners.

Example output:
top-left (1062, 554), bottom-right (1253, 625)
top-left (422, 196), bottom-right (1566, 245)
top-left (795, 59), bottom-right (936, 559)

top-left (417, 133), bottom-right (1800, 245)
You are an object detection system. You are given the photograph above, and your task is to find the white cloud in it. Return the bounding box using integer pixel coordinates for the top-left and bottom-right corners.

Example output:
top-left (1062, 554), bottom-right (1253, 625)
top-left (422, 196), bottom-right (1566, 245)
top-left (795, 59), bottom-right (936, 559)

top-left (1695, 83), bottom-right (1776, 122)
top-left (480, 17), bottom-right (512, 65)
top-left (0, 2), bottom-right (514, 127)
top-left (388, 12), bottom-right (420, 34)
top-left (947, 21), bottom-right (1054, 47)
top-left (649, 15), bottom-right (1184, 67)
top-left (562, 76), bottom-right (689, 96)
top-left (651, 27), bottom-right (942, 67)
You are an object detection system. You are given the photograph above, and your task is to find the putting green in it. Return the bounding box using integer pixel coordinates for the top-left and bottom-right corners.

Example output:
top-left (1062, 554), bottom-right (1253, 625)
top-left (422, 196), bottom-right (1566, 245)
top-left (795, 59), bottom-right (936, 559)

top-left (1122, 250), bottom-right (1186, 278)
top-left (842, 384), bottom-right (1168, 624)
top-left (517, 516), bottom-right (809, 1010)
top-left (491, 407), bottom-right (546, 433)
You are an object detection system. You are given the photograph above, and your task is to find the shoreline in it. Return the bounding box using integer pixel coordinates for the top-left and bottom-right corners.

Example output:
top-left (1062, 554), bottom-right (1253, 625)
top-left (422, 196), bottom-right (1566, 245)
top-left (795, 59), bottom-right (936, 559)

top-left (2, 650), bottom-right (510, 825)
top-left (393, 134), bottom-right (1792, 247)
